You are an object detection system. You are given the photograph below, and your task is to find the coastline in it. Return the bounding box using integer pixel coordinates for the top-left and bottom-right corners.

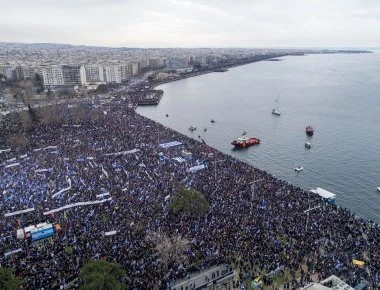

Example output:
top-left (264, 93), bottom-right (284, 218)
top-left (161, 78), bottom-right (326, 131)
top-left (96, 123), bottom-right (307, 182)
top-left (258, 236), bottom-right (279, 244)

top-left (135, 53), bottom-right (379, 223)
top-left (1, 60), bottom-right (379, 288)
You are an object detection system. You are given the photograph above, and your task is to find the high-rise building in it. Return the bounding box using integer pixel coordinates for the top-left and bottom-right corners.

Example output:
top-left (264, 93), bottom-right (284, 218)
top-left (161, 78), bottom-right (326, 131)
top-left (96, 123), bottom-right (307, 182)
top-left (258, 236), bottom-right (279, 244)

top-left (132, 62), bottom-right (140, 76)
top-left (23, 66), bottom-right (39, 80)
top-left (40, 65), bottom-right (64, 88)
top-left (14, 66), bottom-right (25, 81)
top-left (0, 65), bottom-right (14, 80)
top-left (148, 58), bottom-right (164, 69)
top-left (104, 66), bottom-right (121, 83)
top-left (120, 63), bottom-right (133, 82)
top-left (80, 65), bottom-right (104, 85)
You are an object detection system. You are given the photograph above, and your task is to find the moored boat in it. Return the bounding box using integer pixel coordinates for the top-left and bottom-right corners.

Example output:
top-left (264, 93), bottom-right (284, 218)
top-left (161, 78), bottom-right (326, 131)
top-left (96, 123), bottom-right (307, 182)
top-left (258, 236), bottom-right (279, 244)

top-left (306, 125), bottom-right (314, 136)
top-left (272, 93), bottom-right (281, 116)
top-left (231, 136), bottom-right (260, 148)
top-left (295, 166), bottom-right (303, 172)
top-left (188, 126), bottom-right (197, 131)
top-left (310, 187), bottom-right (336, 204)
top-left (305, 142), bottom-right (311, 149)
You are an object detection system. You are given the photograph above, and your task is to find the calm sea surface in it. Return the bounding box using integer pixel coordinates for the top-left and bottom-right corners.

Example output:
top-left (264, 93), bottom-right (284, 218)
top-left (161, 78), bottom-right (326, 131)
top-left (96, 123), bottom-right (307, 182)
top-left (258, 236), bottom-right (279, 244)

top-left (137, 52), bottom-right (380, 223)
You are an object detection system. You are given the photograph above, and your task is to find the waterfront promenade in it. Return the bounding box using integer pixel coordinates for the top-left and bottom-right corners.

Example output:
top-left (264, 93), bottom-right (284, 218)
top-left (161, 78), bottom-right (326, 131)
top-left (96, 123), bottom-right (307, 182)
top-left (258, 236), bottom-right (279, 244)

top-left (0, 92), bottom-right (378, 289)
top-left (1, 52), bottom-right (379, 289)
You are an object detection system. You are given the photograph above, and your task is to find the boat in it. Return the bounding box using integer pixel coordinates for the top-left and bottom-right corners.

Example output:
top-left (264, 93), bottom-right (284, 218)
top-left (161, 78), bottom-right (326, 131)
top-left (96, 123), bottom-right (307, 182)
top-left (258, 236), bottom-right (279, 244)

top-left (295, 166), bottom-right (303, 172)
top-left (305, 142), bottom-right (311, 149)
top-left (166, 114), bottom-right (169, 117)
top-left (272, 93), bottom-right (281, 116)
top-left (242, 131), bottom-right (247, 135)
top-left (188, 126), bottom-right (197, 131)
top-left (204, 128), bottom-right (207, 132)
top-left (210, 119), bottom-right (215, 123)
top-left (377, 187), bottom-right (380, 192)
top-left (310, 187), bottom-right (336, 204)
top-left (231, 136), bottom-right (260, 148)
top-left (306, 125), bottom-right (314, 136)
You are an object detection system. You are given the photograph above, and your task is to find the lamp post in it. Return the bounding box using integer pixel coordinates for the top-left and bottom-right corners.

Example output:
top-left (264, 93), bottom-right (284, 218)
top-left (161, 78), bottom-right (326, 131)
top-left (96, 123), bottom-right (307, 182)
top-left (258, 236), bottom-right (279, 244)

top-left (249, 179), bottom-right (264, 213)
top-left (212, 159), bottom-right (226, 183)
top-left (304, 205), bottom-right (321, 231)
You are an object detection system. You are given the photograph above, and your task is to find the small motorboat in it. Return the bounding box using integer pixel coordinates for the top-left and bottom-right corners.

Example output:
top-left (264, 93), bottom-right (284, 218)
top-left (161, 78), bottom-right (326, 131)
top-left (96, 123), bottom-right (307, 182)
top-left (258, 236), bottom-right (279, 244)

top-left (188, 126), bottom-right (197, 131)
top-left (295, 166), bottom-right (303, 172)
top-left (204, 128), bottom-right (207, 132)
top-left (305, 142), bottom-right (311, 149)
top-left (166, 114), bottom-right (169, 117)
top-left (377, 187), bottom-right (380, 192)
top-left (210, 119), bottom-right (215, 123)
top-left (242, 131), bottom-right (247, 136)
top-left (272, 93), bottom-right (281, 116)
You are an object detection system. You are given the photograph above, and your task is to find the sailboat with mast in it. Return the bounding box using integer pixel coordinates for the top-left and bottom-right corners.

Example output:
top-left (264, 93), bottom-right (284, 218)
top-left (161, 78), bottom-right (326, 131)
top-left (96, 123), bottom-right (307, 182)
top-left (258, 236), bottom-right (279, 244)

top-left (272, 93), bottom-right (281, 116)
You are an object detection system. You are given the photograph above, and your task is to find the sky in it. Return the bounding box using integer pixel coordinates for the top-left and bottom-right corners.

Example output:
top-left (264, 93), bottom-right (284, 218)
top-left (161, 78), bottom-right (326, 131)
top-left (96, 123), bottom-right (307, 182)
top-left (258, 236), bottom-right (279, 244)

top-left (0, 0), bottom-right (379, 48)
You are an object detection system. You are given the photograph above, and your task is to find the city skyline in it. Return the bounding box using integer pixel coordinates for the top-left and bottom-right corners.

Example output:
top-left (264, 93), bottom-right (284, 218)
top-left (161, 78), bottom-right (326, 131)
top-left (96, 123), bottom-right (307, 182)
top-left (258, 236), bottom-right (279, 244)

top-left (1, 0), bottom-right (380, 48)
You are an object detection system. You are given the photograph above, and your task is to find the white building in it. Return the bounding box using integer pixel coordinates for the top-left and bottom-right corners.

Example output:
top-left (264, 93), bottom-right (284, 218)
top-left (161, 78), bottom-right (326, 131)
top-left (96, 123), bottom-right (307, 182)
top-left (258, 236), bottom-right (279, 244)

top-left (104, 66), bottom-right (121, 83)
top-left (0, 65), bottom-right (14, 80)
top-left (40, 66), bottom-right (64, 88)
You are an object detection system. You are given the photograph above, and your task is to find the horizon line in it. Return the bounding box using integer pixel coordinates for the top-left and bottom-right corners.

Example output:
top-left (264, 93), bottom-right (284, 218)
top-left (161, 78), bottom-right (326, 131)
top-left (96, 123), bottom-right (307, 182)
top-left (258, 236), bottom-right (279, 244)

top-left (0, 41), bottom-right (379, 50)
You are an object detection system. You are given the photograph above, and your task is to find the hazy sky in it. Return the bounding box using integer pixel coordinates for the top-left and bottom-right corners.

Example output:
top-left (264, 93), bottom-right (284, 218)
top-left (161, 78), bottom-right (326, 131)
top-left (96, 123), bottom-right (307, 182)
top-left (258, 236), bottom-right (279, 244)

top-left (0, 0), bottom-right (379, 47)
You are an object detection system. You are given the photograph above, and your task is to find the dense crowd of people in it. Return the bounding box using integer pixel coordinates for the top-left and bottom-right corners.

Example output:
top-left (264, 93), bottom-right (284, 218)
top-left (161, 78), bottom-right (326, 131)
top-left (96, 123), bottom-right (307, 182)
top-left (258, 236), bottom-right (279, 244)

top-left (0, 93), bottom-right (379, 290)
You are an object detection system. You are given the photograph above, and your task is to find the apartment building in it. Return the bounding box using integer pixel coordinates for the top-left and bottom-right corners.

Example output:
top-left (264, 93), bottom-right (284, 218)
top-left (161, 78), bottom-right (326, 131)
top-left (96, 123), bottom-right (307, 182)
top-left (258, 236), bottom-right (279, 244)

top-left (40, 65), bottom-right (64, 88)
top-left (165, 57), bottom-right (189, 70)
top-left (62, 65), bottom-right (81, 86)
top-left (0, 65), bottom-right (14, 80)
top-left (80, 65), bottom-right (105, 85)
top-left (104, 66), bottom-right (121, 83)
top-left (120, 63), bottom-right (133, 82)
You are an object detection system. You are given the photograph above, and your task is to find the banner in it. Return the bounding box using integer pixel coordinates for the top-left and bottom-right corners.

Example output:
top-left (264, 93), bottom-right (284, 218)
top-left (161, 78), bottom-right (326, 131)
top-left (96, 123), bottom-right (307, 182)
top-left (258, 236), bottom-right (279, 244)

top-left (104, 148), bottom-right (140, 156)
top-left (35, 168), bottom-right (53, 173)
top-left (352, 259), bottom-right (365, 267)
top-left (4, 207), bottom-right (35, 217)
top-left (4, 248), bottom-right (22, 257)
top-left (104, 230), bottom-right (117, 236)
top-left (159, 141), bottom-right (183, 149)
top-left (5, 163), bottom-right (20, 168)
top-left (173, 157), bottom-right (187, 163)
top-left (52, 177), bottom-right (72, 198)
top-left (43, 198), bottom-right (112, 215)
top-left (189, 164), bottom-right (206, 173)
top-left (96, 192), bottom-right (110, 199)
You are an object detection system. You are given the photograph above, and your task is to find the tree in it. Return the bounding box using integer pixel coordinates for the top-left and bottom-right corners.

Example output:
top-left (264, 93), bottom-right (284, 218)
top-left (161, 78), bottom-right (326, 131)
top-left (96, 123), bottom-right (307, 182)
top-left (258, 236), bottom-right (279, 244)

top-left (168, 187), bottom-right (210, 218)
top-left (79, 260), bottom-right (125, 290)
top-left (146, 232), bottom-right (189, 272)
top-left (7, 133), bottom-right (29, 148)
top-left (0, 267), bottom-right (22, 290)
